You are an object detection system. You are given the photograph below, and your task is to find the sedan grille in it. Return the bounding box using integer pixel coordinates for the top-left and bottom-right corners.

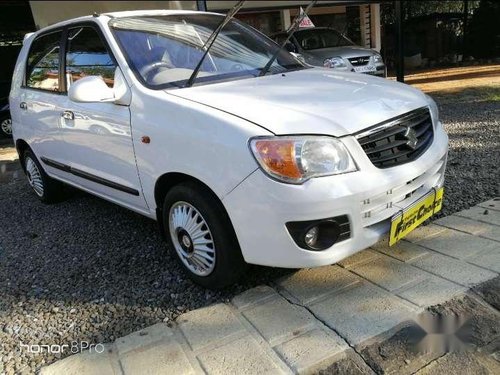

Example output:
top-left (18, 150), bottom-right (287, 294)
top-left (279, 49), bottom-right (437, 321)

top-left (356, 107), bottom-right (434, 169)
top-left (348, 56), bottom-right (370, 66)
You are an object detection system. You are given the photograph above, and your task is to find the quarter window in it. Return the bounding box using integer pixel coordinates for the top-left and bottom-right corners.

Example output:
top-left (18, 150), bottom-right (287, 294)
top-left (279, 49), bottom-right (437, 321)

top-left (66, 27), bottom-right (116, 88)
top-left (26, 31), bottom-right (62, 91)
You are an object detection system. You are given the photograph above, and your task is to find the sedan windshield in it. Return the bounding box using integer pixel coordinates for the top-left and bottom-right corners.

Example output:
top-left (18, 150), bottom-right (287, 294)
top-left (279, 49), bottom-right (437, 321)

top-left (110, 14), bottom-right (306, 89)
top-left (294, 29), bottom-right (354, 50)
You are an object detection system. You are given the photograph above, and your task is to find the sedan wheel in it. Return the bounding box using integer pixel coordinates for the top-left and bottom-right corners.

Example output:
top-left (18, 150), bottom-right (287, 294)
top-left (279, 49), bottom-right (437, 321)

top-left (169, 201), bottom-right (216, 276)
top-left (25, 156), bottom-right (44, 197)
top-left (0, 117), bottom-right (12, 137)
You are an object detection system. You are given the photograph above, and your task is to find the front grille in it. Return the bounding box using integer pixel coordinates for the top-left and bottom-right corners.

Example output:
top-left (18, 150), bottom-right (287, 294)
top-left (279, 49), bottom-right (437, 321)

top-left (348, 56), bottom-right (370, 66)
top-left (356, 107), bottom-right (434, 169)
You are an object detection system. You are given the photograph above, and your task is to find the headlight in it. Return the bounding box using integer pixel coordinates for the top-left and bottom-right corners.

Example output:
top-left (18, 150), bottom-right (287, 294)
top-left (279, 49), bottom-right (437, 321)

top-left (425, 94), bottom-right (440, 125)
top-left (249, 136), bottom-right (357, 184)
top-left (373, 54), bottom-right (383, 63)
top-left (324, 57), bottom-right (346, 69)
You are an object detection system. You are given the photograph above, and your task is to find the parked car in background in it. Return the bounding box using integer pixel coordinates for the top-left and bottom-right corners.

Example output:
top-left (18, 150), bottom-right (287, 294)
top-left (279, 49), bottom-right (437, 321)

top-left (11, 10), bottom-right (447, 288)
top-left (272, 27), bottom-right (386, 77)
top-left (0, 97), bottom-right (12, 138)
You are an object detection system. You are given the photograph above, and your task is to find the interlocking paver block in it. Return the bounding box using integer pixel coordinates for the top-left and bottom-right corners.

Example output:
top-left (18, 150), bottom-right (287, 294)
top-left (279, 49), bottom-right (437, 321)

top-left (398, 277), bottom-right (466, 307)
top-left (435, 215), bottom-right (500, 242)
top-left (120, 339), bottom-right (195, 375)
top-left (417, 227), bottom-right (498, 260)
top-left (277, 265), bottom-right (360, 305)
top-left (455, 206), bottom-right (500, 226)
top-left (338, 250), bottom-right (378, 269)
top-left (349, 253), bottom-right (427, 292)
top-left (178, 304), bottom-right (245, 351)
top-left (404, 224), bottom-right (447, 243)
top-left (197, 336), bottom-right (286, 374)
top-left (308, 282), bottom-right (417, 346)
top-left (371, 240), bottom-right (428, 262)
top-left (40, 345), bottom-right (116, 375)
top-left (275, 329), bottom-right (348, 374)
top-left (478, 198), bottom-right (500, 212)
top-left (242, 295), bottom-right (316, 346)
top-left (116, 323), bottom-right (173, 356)
top-left (467, 248), bottom-right (500, 273)
top-left (409, 253), bottom-right (497, 287)
top-left (232, 285), bottom-right (277, 310)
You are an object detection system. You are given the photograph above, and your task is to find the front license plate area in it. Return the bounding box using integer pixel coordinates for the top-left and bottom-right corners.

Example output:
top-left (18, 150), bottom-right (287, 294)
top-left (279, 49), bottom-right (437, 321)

top-left (389, 187), bottom-right (444, 246)
top-left (354, 65), bottom-right (376, 73)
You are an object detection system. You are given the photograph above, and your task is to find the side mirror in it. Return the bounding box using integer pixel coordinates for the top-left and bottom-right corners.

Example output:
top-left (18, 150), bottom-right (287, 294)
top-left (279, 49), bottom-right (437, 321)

top-left (284, 41), bottom-right (297, 53)
top-left (68, 76), bottom-right (114, 103)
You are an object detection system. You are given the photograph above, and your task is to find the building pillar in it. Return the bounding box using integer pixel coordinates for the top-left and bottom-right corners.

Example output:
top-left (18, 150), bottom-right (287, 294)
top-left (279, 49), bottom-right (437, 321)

top-left (359, 5), bottom-right (371, 49)
top-left (370, 3), bottom-right (381, 52)
top-left (280, 9), bottom-right (291, 31)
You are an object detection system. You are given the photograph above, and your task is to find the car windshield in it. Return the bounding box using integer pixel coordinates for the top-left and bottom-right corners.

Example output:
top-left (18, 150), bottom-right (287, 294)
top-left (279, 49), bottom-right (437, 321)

top-left (294, 29), bottom-right (354, 50)
top-left (110, 14), bottom-right (306, 89)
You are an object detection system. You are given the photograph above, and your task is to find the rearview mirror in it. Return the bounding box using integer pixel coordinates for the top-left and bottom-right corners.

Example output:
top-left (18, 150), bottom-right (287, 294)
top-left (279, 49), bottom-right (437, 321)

top-left (68, 76), bottom-right (114, 103)
top-left (284, 41), bottom-right (297, 53)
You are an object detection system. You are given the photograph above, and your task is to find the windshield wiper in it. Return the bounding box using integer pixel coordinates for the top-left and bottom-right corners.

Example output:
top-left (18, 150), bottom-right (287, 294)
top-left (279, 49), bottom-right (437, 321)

top-left (184, 0), bottom-right (246, 88)
top-left (258, 0), bottom-right (317, 77)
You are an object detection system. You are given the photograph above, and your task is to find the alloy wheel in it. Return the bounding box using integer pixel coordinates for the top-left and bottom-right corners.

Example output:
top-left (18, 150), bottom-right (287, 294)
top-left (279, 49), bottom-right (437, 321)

top-left (25, 157), bottom-right (44, 197)
top-left (169, 201), bottom-right (216, 276)
top-left (1, 118), bottom-right (12, 135)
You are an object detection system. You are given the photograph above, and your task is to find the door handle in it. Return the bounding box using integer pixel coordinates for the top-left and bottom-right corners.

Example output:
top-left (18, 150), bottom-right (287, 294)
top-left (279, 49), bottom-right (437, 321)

top-left (20, 102), bottom-right (27, 110)
top-left (61, 110), bottom-right (74, 120)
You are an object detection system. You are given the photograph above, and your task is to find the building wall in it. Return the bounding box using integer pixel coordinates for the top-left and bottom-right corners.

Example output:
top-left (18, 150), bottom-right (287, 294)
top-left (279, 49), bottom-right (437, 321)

top-left (29, 1), bottom-right (195, 29)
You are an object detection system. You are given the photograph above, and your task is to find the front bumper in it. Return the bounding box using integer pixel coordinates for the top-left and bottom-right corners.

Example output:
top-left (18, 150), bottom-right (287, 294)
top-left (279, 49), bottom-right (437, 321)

top-left (223, 124), bottom-right (448, 268)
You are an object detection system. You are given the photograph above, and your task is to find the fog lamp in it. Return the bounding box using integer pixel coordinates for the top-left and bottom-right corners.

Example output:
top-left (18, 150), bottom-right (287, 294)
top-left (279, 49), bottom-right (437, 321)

top-left (304, 226), bottom-right (319, 248)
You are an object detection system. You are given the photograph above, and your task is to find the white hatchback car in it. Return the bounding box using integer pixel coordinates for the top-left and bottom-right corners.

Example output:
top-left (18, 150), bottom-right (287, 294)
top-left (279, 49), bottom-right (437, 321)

top-left (10, 10), bottom-right (448, 288)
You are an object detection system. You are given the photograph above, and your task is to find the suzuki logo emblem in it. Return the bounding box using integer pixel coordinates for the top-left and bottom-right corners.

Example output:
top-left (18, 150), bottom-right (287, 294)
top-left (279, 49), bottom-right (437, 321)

top-left (404, 127), bottom-right (418, 149)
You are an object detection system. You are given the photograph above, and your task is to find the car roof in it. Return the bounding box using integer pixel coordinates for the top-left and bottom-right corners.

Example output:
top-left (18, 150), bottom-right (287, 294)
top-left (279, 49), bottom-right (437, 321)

top-left (271, 27), bottom-right (336, 37)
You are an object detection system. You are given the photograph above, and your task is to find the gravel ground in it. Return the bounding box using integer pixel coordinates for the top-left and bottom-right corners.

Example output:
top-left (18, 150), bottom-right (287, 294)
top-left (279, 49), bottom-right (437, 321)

top-left (435, 98), bottom-right (500, 217)
top-left (0, 97), bottom-right (499, 374)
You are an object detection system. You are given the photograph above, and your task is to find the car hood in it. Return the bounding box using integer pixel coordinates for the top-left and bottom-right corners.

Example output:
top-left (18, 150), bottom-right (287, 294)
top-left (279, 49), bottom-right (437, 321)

top-left (305, 45), bottom-right (378, 60)
top-left (167, 68), bottom-right (429, 137)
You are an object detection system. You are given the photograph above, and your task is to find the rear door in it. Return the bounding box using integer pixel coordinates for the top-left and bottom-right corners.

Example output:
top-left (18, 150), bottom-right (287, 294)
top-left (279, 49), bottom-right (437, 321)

top-left (59, 24), bottom-right (148, 212)
top-left (19, 30), bottom-right (70, 174)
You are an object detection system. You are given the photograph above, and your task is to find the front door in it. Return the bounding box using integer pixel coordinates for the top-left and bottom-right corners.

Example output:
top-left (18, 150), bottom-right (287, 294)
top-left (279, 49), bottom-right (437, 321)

top-left (60, 25), bottom-right (148, 212)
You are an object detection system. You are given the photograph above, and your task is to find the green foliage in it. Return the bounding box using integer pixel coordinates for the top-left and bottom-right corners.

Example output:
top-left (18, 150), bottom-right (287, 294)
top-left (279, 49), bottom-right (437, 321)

top-left (466, 0), bottom-right (500, 58)
top-left (382, 1), bottom-right (480, 25)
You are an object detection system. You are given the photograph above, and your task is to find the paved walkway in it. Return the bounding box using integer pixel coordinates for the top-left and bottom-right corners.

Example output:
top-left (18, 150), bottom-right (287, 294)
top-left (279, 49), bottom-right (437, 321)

top-left (41, 199), bottom-right (500, 375)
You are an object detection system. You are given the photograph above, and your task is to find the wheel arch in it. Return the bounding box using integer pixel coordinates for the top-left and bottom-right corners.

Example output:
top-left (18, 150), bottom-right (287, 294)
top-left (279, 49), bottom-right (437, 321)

top-left (154, 172), bottom-right (232, 237)
top-left (15, 139), bottom-right (30, 171)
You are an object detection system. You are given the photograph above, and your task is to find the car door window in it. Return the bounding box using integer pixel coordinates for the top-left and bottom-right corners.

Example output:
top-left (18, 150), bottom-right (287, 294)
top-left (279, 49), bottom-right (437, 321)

top-left (66, 26), bottom-right (116, 88)
top-left (26, 31), bottom-right (62, 91)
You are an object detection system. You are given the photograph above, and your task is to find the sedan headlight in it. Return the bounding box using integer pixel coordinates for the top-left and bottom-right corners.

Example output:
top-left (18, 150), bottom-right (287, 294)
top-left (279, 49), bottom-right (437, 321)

top-left (324, 57), bottom-right (346, 69)
top-left (250, 136), bottom-right (357, 184)
top-left (373, 54), bottom-right (383, 63)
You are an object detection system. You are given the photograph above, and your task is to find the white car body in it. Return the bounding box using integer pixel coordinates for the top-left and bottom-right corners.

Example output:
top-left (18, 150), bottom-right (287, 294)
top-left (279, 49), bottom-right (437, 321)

top-left (10, 10), bottom-right (448, 282)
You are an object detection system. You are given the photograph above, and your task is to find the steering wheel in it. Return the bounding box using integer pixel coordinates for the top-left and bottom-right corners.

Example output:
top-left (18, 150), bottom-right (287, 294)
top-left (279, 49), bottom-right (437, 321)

top-left (230, 63), bottom-right (244, 72)
top-left (140, 61), bottom-right (174, 81)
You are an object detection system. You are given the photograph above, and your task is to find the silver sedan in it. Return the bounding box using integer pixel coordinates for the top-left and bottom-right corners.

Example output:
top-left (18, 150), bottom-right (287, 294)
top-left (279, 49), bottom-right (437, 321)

top-left (273, 27), bottom-right (386, 77)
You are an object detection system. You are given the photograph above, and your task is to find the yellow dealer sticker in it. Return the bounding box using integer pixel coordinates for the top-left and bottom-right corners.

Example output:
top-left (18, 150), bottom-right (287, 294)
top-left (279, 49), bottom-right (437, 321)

top-left (389, 187), bottom-right (444, 246)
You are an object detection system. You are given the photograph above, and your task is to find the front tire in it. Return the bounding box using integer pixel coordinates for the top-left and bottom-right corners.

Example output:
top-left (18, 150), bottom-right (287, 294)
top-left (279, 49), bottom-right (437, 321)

top-left (163, 182), bottom-right (246, 288)
top-left (23, 150), bottom-right (64, 203)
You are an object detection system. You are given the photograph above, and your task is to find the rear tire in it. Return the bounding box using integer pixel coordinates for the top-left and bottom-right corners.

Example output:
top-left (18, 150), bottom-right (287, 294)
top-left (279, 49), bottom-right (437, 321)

top-left (162, 181), bottom-right (246, 288)
top-left (0, 115), bottom-right (12, 138)
top-left (23, 149), bottom-right (64, 203)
